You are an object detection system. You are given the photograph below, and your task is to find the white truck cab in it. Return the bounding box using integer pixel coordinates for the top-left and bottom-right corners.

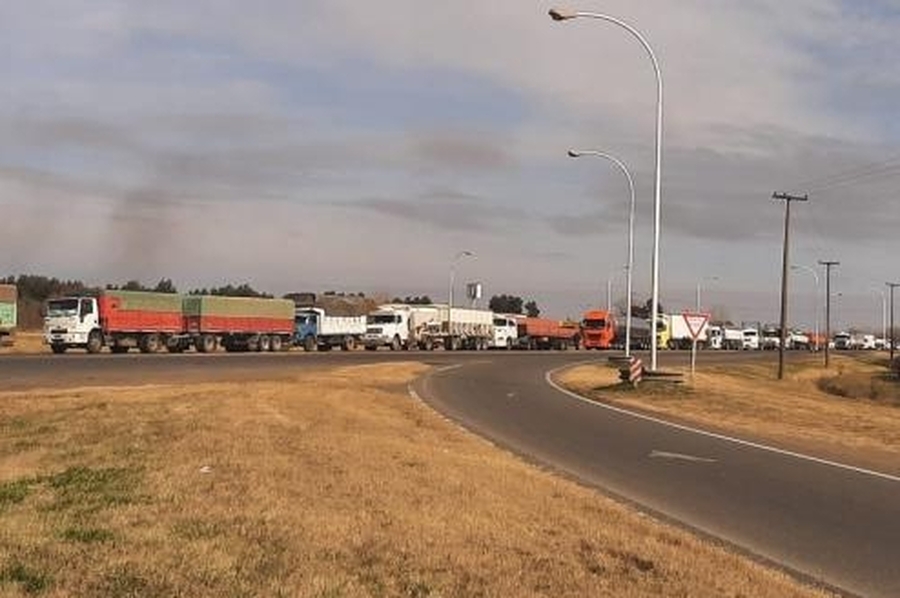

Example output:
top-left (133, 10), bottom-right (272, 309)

top-left (364, 306), bottom-right (411, 351)
top-left (44, 297), bottom-right (100, 353)
top-left (742, 328), bottom-right (759, 350)
top-left (491, 315), bottom-right (519, 349)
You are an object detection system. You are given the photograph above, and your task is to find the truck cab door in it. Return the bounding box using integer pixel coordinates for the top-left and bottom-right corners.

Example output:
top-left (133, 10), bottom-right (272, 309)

top-left (79, 298), bottom-right (99, 329)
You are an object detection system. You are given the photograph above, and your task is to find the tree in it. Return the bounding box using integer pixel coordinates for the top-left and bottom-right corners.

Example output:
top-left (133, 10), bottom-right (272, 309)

top-left (153, 278), bottom-right (177, 294)
top-left (632, 297), bottom-right (665, 320)
top-left (524, 300), bottom-right (540, 318)
top-left (489, 294), bottom-right (524, 314)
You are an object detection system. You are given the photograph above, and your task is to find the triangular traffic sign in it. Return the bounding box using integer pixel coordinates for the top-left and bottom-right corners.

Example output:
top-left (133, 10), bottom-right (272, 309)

top-left (682, 312), bottom-right (710, 340)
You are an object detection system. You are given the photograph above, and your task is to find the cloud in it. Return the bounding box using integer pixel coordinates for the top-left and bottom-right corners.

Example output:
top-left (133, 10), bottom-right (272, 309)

top-left (349, 187), bottom-right (526, 232)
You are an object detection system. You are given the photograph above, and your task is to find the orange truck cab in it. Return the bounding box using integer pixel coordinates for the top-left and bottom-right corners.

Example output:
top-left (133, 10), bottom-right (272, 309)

top-left (581, 309), bottom-right (617, 350)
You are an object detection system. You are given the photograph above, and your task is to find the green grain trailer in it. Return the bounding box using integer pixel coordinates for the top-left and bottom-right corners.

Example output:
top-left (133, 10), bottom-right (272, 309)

top-left (0, 284), bottom-right (16, 347)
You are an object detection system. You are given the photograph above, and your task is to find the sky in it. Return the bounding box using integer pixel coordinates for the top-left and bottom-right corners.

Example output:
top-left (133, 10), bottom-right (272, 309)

top-left (1, 0), bottom-right (899, 331)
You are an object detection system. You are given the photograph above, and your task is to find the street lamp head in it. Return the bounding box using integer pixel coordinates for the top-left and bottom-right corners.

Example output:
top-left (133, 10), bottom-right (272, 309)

top-left (567, 149), bottom-right (582, 158)
top-left (548, 8), bottom-right (578, 21)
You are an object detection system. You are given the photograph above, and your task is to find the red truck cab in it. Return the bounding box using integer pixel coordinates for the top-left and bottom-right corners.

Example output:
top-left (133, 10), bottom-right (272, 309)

top-left (581, 309), bottom-right (616, 350)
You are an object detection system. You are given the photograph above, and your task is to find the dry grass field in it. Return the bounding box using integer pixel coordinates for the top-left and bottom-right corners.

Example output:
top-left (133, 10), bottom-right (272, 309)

top-left (0, 363), bottom-right (834, 597)
top-left (0, 332), bottom-right (46, 355)
top-left (558, 354), bottom-right (900, 475)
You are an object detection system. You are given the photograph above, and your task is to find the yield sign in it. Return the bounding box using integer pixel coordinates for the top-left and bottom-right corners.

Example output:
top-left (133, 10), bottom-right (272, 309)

top-left (682, 312), bottom-right (710, 341)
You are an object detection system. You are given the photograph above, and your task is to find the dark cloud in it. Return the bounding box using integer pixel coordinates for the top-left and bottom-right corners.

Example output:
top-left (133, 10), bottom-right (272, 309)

top-left (348, 187), bottom-right (525, 232)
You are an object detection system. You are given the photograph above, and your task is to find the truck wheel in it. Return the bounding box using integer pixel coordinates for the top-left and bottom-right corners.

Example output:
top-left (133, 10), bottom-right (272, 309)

top-left (303, 335), bottom-right (317, 352)
top-left (365, 345), bottom-right (377, 351)
top-left (390, 335), bottom-right (401, 351)
top-left (51, 344), bottom-right (67, 355)
top-left (198, 334), bottom-right (217, 353)
top-left (423, 338), bottom-right (434, 351)
top-left (342, 337), bottom-right (356, 351)
top-left (258, 335), bottom-right (271, 352)
top-left (111, 345), bottom-right (129, 354)
top-left (270, 335), bottom-right (283, 352)
top-left (140, 334), bottom-right (161, 354)
top-left (86, 331), bottom-right (103, 354)
top-left (506, 337), bottom-right (514, 350)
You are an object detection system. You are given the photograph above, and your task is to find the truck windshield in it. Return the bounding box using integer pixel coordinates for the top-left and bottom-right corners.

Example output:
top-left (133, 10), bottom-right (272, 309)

top-left (46, 299), bottom-right (79, 317)
top-left (582, 319), bottom-right (606, 330)
top-left (367, 314), bottom-right (397, 325)
top-left (493, 318), bottom-right (509, 327)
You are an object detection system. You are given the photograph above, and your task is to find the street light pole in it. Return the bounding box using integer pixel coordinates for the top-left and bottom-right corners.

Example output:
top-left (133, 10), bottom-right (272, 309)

top-left (888, 282), bottom-right (899, 364)
top-left (567, 149), bottom-right (635, 357)
top-left (791, 265), bottom-right (820, 352)
top-left (551, 8), bottom-right (663, 371)
top-left (448, 251), bottom-right (474, 351)
top-left (820, 260), bottom-right (840, 368)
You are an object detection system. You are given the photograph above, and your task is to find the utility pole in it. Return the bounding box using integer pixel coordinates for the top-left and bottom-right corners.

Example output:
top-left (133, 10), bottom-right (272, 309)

top-left (819, 260), bottom-right (840, 368)
top-left (888, 282), bottom-right (900, 365)
top-left (773, 192), bottom-right (808, 380)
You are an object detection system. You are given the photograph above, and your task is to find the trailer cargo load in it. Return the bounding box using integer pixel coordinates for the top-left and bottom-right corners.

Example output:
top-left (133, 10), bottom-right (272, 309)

top-left (0, 284), bottom-right (17, 347)
top-left (183, 296), bottom-right (294, 352)
top-left (517, 317), bottom-right (581, 350)
top-left (295, 307), bottom-right (366, 351)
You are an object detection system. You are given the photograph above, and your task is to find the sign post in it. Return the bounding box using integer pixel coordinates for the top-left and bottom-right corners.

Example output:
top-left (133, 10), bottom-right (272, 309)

top-left (683, 312), bottom-right (711, 380)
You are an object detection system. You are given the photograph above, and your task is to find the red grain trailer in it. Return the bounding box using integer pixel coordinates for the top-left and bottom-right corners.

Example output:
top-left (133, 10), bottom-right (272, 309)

top-left (182, 295), bottom-right (295, 353)
top-left (516, 317), bottom-right (581, 350)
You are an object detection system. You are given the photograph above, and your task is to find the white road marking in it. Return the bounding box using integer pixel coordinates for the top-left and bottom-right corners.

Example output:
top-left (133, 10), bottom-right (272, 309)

top-left (649, 450), bottom-right (717, 463)
top-left (545, 365), bottom-right (900, 484)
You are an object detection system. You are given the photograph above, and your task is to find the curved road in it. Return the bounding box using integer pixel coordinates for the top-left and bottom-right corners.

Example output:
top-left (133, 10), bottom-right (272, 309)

top-left (2, 350), bottom-right (897, 596)
top-left (417, 355), bottom-right (899, 598)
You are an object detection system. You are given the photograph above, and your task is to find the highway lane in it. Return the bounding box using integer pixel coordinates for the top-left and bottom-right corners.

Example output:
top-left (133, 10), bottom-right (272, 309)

top-left (416, 356), bottom-right (899, 598)
top-left (0, 348), bottom-right (767, 391)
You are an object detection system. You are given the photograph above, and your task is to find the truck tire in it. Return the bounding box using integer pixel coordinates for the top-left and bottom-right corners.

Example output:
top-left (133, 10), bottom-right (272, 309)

top-left (303, 335), bottom-right (317, 352)
top-left (270, 335), bottom-right (283, 352)
top-left (506, 337), bottom-right (514, 350)
top-left (51, 344), bottom-right (67, 355)
top-left (423, 338), bottom-right (434, 351)
top-left (365, 345), bottom-right (377, 351)
top-left (111, 345), bottom-right (129, 354)
top-left (342, 337), bottom-right (356, 351)
top-left (390, 335), bottom-right (401, 351)
top-left (139, 334), bottom-right (161, 354)
top-left (86, 331), bottom-right (103, 354)
top-left (258, 335), bottom-right (272, 352)
top-left (198, 334), bottom-right (217, 353)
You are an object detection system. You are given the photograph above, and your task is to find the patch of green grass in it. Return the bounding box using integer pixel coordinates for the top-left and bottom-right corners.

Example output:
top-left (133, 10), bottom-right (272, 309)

top-left (43, 466), bottom-right (140, 513)
top-left (61, 527), bottom-right (114, 544)
top-left (0, 561), bottom-right (51, 595)
top-left (0, 478), bottom-right (33, 509)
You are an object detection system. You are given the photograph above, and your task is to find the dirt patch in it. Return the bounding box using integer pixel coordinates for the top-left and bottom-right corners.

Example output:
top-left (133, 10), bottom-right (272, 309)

top-left (558, 355), bottom-right (900, 475)
top-left (0, 363), bottom-right (834, 597)
top-left (0, 332), bottom-right (46, 355)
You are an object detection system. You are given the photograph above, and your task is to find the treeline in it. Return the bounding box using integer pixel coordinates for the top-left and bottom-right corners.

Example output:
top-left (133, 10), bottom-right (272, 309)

top-left (489, 294), bottom-right (541, 318)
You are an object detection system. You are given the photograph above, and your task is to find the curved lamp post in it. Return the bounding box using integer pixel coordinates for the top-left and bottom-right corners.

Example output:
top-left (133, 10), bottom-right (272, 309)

top-left (550, 7), bottom-right (664, 371)
top-left (568, 149), bottom-right (635, 357)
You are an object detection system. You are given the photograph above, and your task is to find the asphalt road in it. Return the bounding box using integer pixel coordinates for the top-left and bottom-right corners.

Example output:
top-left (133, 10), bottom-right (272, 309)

top-left (416, 354), bottom-right (900, 598)
top-left (2, 349), bottom-right (896, 596)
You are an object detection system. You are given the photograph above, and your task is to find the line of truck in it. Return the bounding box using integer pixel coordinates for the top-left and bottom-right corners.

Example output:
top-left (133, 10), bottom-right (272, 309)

top-left (3, 283), bottom-right (888, 355)
top-left (35, 289), bottom-right (618, 355)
